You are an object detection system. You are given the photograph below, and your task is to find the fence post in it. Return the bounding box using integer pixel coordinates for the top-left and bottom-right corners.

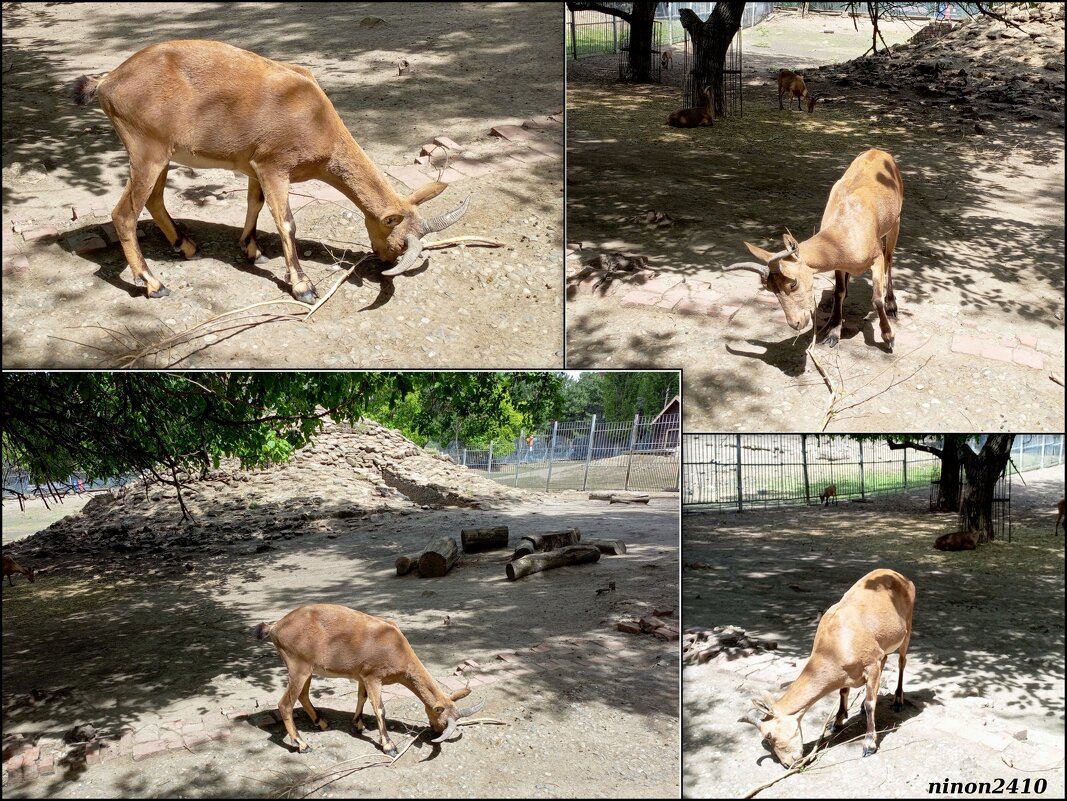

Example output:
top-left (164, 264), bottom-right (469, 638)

top-left (611, 15), bottom-right (618, 54)
top-left (462, 448), bottom-right (467, 467)
top-left (623, 414), bottom-right (640, 491)
top-left (858, 440), bottom-right (865, 499)
top-left (487, 440), bottom-right (494, 478)
top-left (570, 9), bottom-right (578, 60)
top-left (903, 446), bottom-right (908, 490)
top-left (801, 434), bottom-right (810, 505)
top-left (545, 421), bottom-right (559, 490)
top-left (1040, 434), bottom-right (1046, 469)
top-left (515, 429), bottom-right (524, 487)
top-left (582, 415), bottom-right (597, 491)
top-left (735, 434), bottom-right (743, 513)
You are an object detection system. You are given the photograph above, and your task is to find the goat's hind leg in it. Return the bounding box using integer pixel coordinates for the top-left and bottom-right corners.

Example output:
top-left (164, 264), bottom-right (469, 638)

top-left (110, 135), bottom-right (172, 297)
top-left (145, 163), bottom-right (197, 259)
top-left (298, 674), bottom-right (328, 732)
top-left (352, 679), bottom-right (368, 732)
top-left (277, 666), bottom-right (315, 753)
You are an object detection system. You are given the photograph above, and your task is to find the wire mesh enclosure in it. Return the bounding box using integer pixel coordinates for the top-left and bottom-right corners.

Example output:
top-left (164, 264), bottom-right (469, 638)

top-left (439, 414), bottom-right (680, 493)
top-left (618, 20), bottom-right (665, 82)
top-left (681, 27), bottom-right (742, 116)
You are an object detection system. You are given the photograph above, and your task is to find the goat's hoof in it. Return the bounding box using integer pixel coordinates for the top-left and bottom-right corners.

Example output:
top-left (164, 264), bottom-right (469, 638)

top-left (862, 744), bottom-right (876, 758)
top-left (885, 341), bottom-right (895, 353)
top-left (892, 700), bottom-right (904, 712)
top-left (148, 285), bottom-right (171, 298)
top-left (254, 254), bottom-right (270, 265)
top-left (316, 718), bottom-right (329, 731)
top-left (824, 334), bottom-right (839, 348)
top-left (296, 741), bottom-right (313, 754)
top-left (384, 745), bottom-right (399, 757)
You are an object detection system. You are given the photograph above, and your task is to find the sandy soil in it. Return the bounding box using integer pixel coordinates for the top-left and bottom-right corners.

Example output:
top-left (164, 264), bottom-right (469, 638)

top-left (566, 12), bottom-right (1065, 432)
top-left (682, 466), bottom-right (1065, 798)
top-left (1, 2), bottom-right (564, 368)
top-left (1, 422), bottom-right (680, 797)
top-left (2, 495), bottom-right (92, 546)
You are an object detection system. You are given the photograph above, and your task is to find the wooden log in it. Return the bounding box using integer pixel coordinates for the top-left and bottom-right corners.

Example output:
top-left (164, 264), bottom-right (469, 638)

top-left (460, 526), bottom-right (509, 553)
top-left (510, 528), bottom-right (581, 560)
top-left (583, 538), bottom-right (627, 555)
top-left (589, 491), bottom-right (614, 501)
top-left (608, 494), bottom-right (650, 504)
top-left (417, 535), bottom-right (460, 577)
top-left (506, 545), bottom-right (601, 581)
top-left (395, 551), bottom-right (423, 576)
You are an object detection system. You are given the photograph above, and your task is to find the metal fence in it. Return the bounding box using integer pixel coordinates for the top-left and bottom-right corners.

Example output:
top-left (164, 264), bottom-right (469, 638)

top-left (682, 434), bottom-right (1065, 513)
top-left (437, 414), bottom-right (681, 493)
top-left (773, 3), bottom-right (979, 20)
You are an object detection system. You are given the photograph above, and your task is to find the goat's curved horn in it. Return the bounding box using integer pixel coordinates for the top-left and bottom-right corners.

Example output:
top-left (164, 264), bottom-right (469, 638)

top-left (458, 699), bottom-right (485, 719)
top-left (766, 246), bottom-right (798, 274)
top-left (722, 262), bottom-right (769, 281)
top-left (421, 195), bottom-right (471, 234)
top-left (430, 717), bottom-right (460, 744)
top-left (380, 234), bottom-right (424, 277)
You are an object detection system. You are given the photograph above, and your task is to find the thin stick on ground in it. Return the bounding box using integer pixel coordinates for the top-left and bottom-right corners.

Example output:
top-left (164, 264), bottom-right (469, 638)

top-left (303, 254), bottom-right (369, 322)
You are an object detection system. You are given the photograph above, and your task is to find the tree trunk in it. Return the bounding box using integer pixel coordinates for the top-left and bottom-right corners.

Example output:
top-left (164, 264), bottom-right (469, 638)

top-left (417, 535), bottom-right (460, 577)
top-left (957, 435), bottom-right (1014, 544)
top-left (460, 526), bottom-right (509, 553)
top-left (506, 545), bottom-right (601, 581)
top-left (679, 3), bottom-right (745, 116)
top-left (584, 538), bottom-right (628, 555)
top-left (510, 528), bottom-right (582, 560)
top-left (934, 435), bottom-right (964, 512)
top-left (626, 2), bottom-right (658, 83)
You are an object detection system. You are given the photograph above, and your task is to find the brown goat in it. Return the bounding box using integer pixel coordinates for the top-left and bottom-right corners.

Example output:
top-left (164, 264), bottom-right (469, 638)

top-left (3, 555), bottom-right (35, 586)
top-left (667, 87), bottom-right (714, 128)
top-left (68, 40), bottom-right (469, 301)
top-left (253, 604), bottom-right (483, 754)
top-left (661, 49), bottom-right (674, 70)
top-left (778, 69), bottom-right (817, 113)
top-left (739, 569), bottom-right (915, 767)
top-left (820, 484), bottom-right (838, 506)
top-left (1055, 498), bottom-right (1064, 535)
top-left (934, 530), bottom-right (976, 551)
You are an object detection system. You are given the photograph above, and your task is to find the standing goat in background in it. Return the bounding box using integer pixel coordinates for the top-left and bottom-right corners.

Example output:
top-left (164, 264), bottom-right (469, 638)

top-left (1055, 498), bottom-right (1064, 535)
top-left (3, 555), bottom-right (35, 586)
top-left (778, 69), bottom-right (818, 113)
top-left (820, 484), bottom-right (838, 506)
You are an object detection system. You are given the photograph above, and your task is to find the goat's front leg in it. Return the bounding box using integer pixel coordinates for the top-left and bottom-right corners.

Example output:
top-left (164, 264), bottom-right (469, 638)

top-left (833, 688), bottom-right (849, 731)
top-left (861, 662), bottom-right (884, 757)
top-left (882, 220), bottom-right (900, 318)
top-left (822, 270), bottom-right (849, 347)
top-left (870, 253), bottom-right (895, 352)
top-left (362, 679), bottom-right (398, 756)
top-left (250, 162), bottom-right (317, 303)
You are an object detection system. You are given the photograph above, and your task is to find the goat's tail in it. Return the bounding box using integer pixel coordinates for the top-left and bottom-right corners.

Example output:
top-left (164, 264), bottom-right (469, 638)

top-left (67, 73), bottom-right (106, 106)
top-left (251, 621), bottom-right (276, 641)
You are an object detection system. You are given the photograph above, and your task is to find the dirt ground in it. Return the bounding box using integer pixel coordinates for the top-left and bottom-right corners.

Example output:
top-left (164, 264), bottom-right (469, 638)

top-left (1, 2), bottom-right (564, 368)
top-left (566, 12), bottom-right (1065, 432)
top-left (1, 490), bottom-right (680, 798)
top-left (2, 495), bottom-right (90, 546)
top-left (682, 465), bottom-right (1065, 798)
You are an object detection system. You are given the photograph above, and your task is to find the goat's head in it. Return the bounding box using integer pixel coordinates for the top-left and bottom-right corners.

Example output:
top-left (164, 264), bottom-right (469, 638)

top-left (738, 691), bottom-right (804, 768)
top-left (723, 233), bottom-right (815, 332)
top-left (805, 93), bottom-right (818, 113)
top-left (426, 686), bottom-right (485, 744)
top-left (367, 181), bottom-right (471, 276)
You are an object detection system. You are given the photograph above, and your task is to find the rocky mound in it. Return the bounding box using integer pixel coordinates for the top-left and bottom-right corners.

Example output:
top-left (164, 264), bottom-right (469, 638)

top-left (819, 4), bottom-right (1065, 125)
top-left (10, 419), bottom-right (530, 563)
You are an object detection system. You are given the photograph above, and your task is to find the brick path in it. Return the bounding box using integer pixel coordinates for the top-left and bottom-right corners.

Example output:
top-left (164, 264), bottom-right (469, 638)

top-left (2, 628), bottom-right (658, 788)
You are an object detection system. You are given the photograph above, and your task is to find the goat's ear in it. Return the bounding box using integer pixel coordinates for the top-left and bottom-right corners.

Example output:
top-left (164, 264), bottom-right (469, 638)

top-left (758, 690), bottom-right (779, 712)
top-left (450, 687), bottom-right (472, 702)
top-left (381, 212), bottom-right (405, 228)
top-left (738, 706), bottom-right (764, 727)
top-left (744, 241), bottom-right (776, 264)
top-left (782, 231), bottom-right (801, 252)
top-left (408, 181), bottom-right (448, 206)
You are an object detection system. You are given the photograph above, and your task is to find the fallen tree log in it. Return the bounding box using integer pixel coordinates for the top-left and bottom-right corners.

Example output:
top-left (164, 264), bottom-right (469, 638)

top-left (460, 526), bottom-right (509, 553)
top-left (506, 544), bottom-right (601, 581)
top-left (510, 528), bottom-right (581, 560)
top-left (417, 535), bottom-right (461, 577)
top-left (395, 551), bottom-right (424, 576)
top-left (609, 494), bottom-right (650, 504)
top-left (583, 538), bottom-right (627, 555)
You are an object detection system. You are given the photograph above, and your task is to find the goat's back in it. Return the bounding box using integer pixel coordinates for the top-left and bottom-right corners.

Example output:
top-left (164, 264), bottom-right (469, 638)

top-left (821, 149), bottom-right (903, 236)
top-left (815, 569), bottom-right (914, 665)
top-left (268, 604), bottom-right (411, 676)
top-left (93, 40), bottom-right (339, 156)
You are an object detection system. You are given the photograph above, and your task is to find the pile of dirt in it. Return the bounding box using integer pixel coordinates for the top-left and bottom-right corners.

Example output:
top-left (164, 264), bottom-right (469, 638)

top-left (820, 4), bottom-right (1065, 125)
top-left (8, 419), bottom-right (531, 564)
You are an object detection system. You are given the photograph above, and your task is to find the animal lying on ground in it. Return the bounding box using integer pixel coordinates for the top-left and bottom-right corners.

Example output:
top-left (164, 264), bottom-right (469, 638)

top-left (777, 68), bottom-right (818, 112)
top-left (68, 40), bottom-right (469, 301)
top-left (934, 530), bottom-right (976, 551)
top-left (253, 604), bottom-right (484, 754)
top-left (722, 148), bottom-right (903, 352)
top-left (2, 555), bottom-right (35, 586)
top-left (739, 568), bottom-right (915, 768)
top-left (667, 87), bottom-right (714, 128)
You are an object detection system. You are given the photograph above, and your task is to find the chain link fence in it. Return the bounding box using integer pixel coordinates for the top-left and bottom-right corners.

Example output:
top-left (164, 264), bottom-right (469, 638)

top-left (436, 414), bottom-right (681, 493)
top-left (682, 434), bottom-right (1064, 513)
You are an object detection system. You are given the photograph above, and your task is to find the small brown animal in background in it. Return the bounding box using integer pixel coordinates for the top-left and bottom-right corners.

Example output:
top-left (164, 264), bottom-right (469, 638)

top-left (661, 49), bottom-right (673, 70)
top-left (667, 86), bottom-right (714, 128)
top-left (934, 530), bottom-right (976, 551)
top-left (3, 555), bottom-right (35, 586)
top-left (820, 484), bottom-right (837, 506)
top-left (1055, 498), bottom-right (1064, 535)
top-left (778, 68), bottom-right (817, 113)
